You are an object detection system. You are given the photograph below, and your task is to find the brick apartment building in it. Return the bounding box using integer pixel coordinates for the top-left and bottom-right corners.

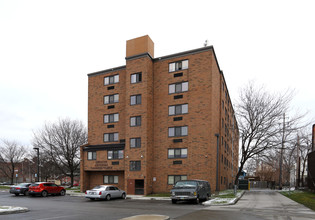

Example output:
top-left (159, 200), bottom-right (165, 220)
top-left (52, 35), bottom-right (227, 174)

top-left (80, 35), bottom-right (239, 195)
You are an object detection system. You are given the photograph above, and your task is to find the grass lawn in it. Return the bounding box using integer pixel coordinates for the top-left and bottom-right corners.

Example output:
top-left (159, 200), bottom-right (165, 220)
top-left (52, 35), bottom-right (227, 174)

top-left (281, 191), bottom-right (315, 211)
top-left (145, 193), bottom-right (170, 197)
top-left (0, 186), bottom-right (10, 190)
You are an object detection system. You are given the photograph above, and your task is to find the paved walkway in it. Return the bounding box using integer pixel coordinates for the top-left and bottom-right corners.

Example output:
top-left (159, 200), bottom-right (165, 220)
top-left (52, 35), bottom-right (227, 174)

top-left (204, 190), bottom-right (315, 220)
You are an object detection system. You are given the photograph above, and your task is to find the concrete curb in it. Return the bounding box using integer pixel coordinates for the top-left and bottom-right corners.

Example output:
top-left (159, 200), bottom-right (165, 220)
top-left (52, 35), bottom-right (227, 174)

top-left (120, 214), bottom-right (170, 220)
top-left (202, 191), bottom-right (245, 206)
top-left (0, 206), bottom-right (29, 215)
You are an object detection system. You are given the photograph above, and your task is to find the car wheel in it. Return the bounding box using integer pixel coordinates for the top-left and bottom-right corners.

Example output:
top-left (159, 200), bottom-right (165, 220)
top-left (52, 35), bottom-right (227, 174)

top-left (121, 193), bottom-right (126, 199)
top-left (24, 191), bottom-right (29, 196)
top-left (172, 199), bottom-right (177, 204)
top-left (194, 197), bottom-right (200, 204)
top-left (60, 190), bottom-right (66, 196)
top-left (105, 194), bottom-right (111, 201)
top-left (15, 193), bottom-right (19, 196)
top-left (205, 194), bottom-right (209, 201)
top-left (41, 191), bottom-right (48, 197)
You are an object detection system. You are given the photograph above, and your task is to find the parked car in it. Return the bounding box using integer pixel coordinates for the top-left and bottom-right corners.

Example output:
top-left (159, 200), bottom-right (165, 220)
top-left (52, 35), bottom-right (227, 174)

top-left (9, 183), bottom-right (32, 196)
top-left (28, 182), bottom-right (66, 197)
top-left (170, 180), bottom-right (211, 204)
top-left (85, 185), bottom-right (126, 201)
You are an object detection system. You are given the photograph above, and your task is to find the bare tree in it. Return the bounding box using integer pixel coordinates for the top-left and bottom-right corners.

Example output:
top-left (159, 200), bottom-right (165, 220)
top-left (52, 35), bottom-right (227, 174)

top-left (234, 82), bottom-right (294, 184)
top-left (0, 139), bottom-right (26, 184)
top-left (32, 118), bottom-right (87, 186)
top-left (298, 131), bottom-right (312, 187)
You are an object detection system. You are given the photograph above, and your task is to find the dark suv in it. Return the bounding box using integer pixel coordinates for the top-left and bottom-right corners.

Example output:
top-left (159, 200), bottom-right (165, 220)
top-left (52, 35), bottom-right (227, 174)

top-left (28, 182), bottom-right (66, 197)
top-left (170, 180), bottom-right (211, 204)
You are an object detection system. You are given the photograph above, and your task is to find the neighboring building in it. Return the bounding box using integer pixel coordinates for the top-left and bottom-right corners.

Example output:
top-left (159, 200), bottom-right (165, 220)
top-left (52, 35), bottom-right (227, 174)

top-left (80, 35), bottom-right (239, 195)
top-left (307, 124), bottom-right (315, 190)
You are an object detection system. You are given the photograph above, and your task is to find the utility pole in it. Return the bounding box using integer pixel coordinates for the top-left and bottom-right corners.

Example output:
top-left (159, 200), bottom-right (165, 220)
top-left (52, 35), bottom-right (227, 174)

top-left (296, 135), bottom-right (301, 188)
top-left (279, 113), bottom-right (285, 190)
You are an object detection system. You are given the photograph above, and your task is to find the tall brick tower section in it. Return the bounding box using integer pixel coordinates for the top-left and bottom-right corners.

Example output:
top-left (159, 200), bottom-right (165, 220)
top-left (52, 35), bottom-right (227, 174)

top-left (125, 36), bottom-right (155, 195)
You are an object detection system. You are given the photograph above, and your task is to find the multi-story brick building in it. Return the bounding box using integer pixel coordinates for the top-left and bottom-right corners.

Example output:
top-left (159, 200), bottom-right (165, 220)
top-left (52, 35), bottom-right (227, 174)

top-left (80, 35), bottom-right (239, 195)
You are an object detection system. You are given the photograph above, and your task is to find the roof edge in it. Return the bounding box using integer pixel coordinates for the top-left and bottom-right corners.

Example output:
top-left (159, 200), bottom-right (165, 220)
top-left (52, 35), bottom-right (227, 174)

top-left (87, 65), bottom-right (126, 77)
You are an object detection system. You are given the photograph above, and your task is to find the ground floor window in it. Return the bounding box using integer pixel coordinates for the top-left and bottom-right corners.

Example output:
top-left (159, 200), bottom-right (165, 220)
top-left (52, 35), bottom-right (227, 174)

top-left (168, 175), bottom-right (187, 185)
top-left (104, 175), bottom-right (118, 184)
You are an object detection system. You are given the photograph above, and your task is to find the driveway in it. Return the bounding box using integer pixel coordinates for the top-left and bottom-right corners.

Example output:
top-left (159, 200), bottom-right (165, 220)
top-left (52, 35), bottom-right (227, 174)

top-left (191, 189), bottom-right (315, 220)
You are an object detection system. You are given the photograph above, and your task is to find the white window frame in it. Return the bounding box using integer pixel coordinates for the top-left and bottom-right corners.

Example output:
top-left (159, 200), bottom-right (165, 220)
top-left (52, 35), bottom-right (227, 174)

top-left (169, 104), bottom-right (188, 116)
top-left (130, 138), bottom-right (141, 148)
top-left (168, 60), bottom-right (189, 72)
top-left (168, 126), bottom-right (188, 137)
top-left (130, 116), bottom-right (141, 127)
top-left (87, 151), bottom-right (96, 160)
top-left (104, 74), bottom-right (119, 85)
top-left (104, 175), bottom-right (119, 184)
top-left (168, 148), bottom-right (187, 159)
top-left (104, 113), bottom-right (119, 123)
top-left (130, 94), bottom-right (141, 105)
top-left (131, 72), bottom-right (142, 84)
top-left (104, 94), bottom-right (119, 104)
top-left (104, 133), bottom-right (119, 142)
top-left (169, 82), bottom-right (188, 94)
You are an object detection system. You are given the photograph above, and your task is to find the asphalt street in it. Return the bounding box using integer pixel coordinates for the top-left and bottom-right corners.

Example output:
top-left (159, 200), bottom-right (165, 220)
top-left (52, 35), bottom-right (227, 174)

top-left (1, 190), bottom-right (315, 219)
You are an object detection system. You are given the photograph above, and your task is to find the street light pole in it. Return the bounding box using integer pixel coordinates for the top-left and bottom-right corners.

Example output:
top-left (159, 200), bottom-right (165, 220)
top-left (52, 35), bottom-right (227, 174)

top-left (33, 147), bottom-right (40, 182)
top-left (279, 113), bottom-right (285, 190)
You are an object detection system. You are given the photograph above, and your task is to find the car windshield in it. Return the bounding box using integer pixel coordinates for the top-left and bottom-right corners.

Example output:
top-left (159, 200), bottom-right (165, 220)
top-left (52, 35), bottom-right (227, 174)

top-left (30, 184), bottom-right (39, 187)
top-left (174, 181), bottom-right (197, 187)
top-left (92, 186), bottom-right (105, 190)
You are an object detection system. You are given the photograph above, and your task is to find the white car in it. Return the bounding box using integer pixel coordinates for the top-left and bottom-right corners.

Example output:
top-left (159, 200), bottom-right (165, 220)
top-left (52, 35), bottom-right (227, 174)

top-left (85, 185), bottom-right (126, 201)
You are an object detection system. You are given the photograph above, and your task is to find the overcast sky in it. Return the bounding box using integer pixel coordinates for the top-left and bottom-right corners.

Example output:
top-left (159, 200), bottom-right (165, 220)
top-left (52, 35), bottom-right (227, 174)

top-left (1, 0), bottom-right (314, 147)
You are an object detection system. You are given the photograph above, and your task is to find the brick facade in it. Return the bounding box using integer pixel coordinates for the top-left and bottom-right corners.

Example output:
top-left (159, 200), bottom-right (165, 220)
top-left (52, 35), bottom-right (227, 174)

top-left (80, 35), bottom-right (239, 195)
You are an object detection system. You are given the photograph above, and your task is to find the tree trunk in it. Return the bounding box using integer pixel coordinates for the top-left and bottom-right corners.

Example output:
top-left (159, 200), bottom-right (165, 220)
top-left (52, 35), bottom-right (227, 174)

top-left (235, 160), bottom-right (245, 185)
top-left (70, 171), bottom-right (74, 187)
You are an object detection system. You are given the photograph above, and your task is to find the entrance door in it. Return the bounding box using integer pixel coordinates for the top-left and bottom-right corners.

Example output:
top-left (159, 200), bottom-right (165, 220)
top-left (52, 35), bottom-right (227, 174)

top-left (127, 179), bottom-right (135, 195)
top-left (135, 179), bottom-right (144, 195)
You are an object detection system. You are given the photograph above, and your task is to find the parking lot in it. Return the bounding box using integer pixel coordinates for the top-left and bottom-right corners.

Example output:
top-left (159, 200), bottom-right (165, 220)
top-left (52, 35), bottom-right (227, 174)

top-left (0, 191), bottom-right (203, 220)
top-left (2, 190), bottom-right (315, 220)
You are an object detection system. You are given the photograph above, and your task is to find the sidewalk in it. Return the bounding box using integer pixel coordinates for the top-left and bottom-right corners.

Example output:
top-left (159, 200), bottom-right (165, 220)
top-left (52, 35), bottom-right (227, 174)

top-left (67, 190), bottom-right (171, 201)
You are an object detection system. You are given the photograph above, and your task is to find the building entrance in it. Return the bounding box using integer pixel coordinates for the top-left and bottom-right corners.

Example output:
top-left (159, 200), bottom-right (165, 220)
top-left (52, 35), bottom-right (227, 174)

top-left (127, 179), bottom-right (144, 195)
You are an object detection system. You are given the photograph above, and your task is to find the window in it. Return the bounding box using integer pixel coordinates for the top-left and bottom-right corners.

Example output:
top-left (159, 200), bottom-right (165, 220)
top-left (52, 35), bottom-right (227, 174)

top-left (169, 60), bottom-right (189, 72)
top-left (104, 74), bottom-right (119, 85)
top-left (169, 104), bottom-right (188, 116)
top-left (130, 94), bottom-right (141, 105)
top-left (130, 161), bottom-right (141, 171)
top-left (107, 150), bottom-right (124, 160)
top-left (104, 133), bottom-right (119, 142)
top-left (130, 116), bottom-right (141, 127)
top-left (131, 72), bottom-right (142, 84)
top-left (168, 126), bottom-right (188, 137)
top-left (168, 175), bottom-right (187, 185)
top-left (104, 94), bottom-right (119, 104)
top-left (104, 175), bottom-right (118, 184)
top-left (130, 138), bottom-right (141, 148)
top-left (87, 151), bottom-right (96, 160)
top-left (168, 148), bottom-right (187, 158)
top-left (169, 82), bottom-right (188, 94)
top-left (104, 113), bottom-right (119, 123)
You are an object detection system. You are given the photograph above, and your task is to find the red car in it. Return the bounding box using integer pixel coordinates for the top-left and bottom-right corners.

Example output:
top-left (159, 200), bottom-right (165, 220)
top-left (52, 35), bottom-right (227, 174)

top-left (28, 182), bottom-right (66, 197)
